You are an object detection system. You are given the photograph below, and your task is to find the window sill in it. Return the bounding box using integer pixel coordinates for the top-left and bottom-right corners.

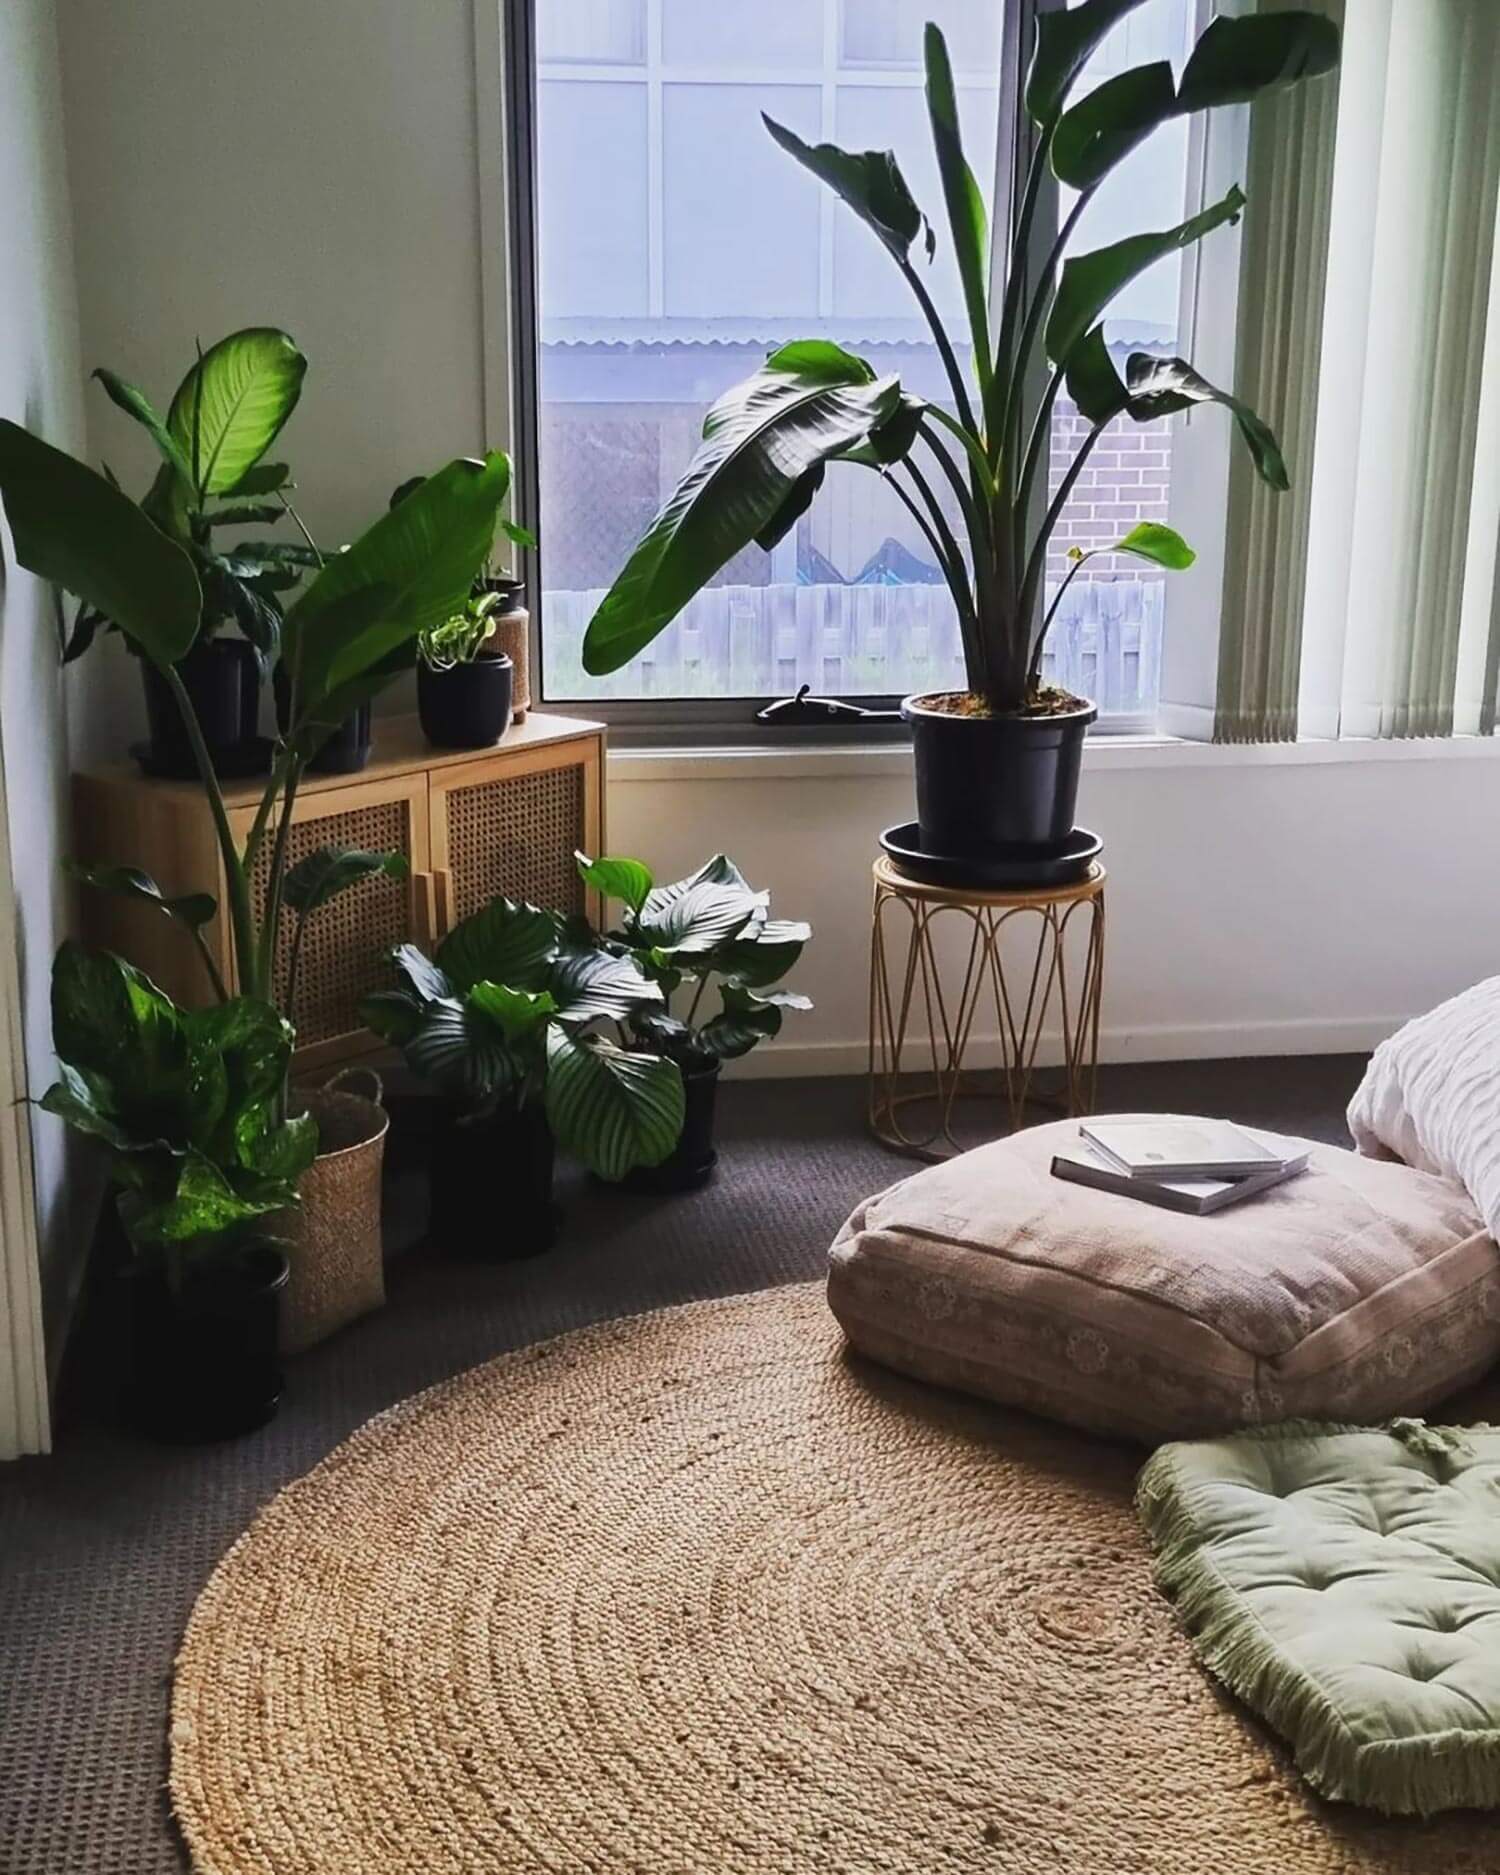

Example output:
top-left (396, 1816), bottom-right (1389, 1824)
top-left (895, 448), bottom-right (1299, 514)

top-left (607, 731), bottom-right (1500, 783)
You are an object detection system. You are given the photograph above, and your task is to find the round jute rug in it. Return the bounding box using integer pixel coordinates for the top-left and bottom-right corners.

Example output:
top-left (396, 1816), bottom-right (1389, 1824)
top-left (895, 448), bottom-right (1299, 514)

top-left (173, 1282), bottom-right (1492, 1874)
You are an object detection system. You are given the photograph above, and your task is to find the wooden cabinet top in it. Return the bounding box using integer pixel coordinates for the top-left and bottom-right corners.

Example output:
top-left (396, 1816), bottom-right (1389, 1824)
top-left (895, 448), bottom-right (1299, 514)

top-left (78, 710), bottom-right (606, 806)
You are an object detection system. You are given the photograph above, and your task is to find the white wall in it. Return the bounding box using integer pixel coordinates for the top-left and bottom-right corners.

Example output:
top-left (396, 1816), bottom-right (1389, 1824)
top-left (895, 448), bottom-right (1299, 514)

top-left (0, 1), bottom-right (95, 1368)
top-left (58, 0), bottom-right (492, 744)
top-left (609, 739), bottom-right (1500, 1075)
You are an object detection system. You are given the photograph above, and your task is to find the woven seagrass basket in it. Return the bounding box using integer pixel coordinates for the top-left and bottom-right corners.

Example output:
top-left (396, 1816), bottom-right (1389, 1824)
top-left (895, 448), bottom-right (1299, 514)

top-left (277, 1068), bottom-right (388, 1355)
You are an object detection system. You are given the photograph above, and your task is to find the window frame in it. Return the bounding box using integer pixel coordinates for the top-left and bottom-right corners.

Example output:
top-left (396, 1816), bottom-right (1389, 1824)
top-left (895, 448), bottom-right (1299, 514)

top-left (494, 0), bottom-right (1217, 744)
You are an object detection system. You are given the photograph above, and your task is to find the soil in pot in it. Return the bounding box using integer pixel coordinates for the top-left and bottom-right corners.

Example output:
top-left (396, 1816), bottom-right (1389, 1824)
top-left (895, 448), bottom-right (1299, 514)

top-left (902, 688), bottom-right (1097, 860)
top-left (622, 1059), bottom-right (720, 1194)
top-left (429, 1096), bottom-right (558, 1258)
top-left (418, 651), bottom-right (514, 749)
top-left (273, 666), bottom-right (372, 774)
top-left (119, 1239), bottom-right (288, 1442)
top-left (139, 638), bottom-right (266, 779)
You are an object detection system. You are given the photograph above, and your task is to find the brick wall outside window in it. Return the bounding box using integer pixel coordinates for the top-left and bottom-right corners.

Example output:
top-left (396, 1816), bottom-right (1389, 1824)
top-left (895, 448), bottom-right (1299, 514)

top-left (1047, 397), bottom-right (1175, 585)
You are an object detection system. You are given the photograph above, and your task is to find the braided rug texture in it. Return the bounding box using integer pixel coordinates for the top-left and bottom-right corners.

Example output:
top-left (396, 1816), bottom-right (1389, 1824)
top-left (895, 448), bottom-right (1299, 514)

top-left (171, 1281), bottom-right (1495, 1874)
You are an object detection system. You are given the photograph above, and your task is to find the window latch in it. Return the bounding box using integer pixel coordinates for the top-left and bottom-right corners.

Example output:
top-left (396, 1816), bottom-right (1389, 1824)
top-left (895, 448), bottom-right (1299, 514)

top-left (754, 685), bottom-right (902, 727)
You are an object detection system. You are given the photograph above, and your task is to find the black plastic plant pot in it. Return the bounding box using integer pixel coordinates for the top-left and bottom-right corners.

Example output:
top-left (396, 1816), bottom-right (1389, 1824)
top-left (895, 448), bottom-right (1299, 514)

top-left (139, 638), bottom-right (264, 779)
top-left (428, 1096), bottom-right (558, 1258)
top-left (119, 1241), bottom-right (288, 1443)
top-left (273, 665), bottom-right (372, 774)
top-left (418, 652), bottom-right (514, 750)
top-left (623, 1059), bottom-right (721, 1194)
top-left (901, 692), bottom-right (1098, 860)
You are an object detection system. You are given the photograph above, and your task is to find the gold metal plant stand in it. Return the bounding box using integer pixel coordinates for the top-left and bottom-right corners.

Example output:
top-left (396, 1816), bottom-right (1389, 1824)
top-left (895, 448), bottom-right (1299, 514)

top-left (868, 853), bottom-right (1105, 1161)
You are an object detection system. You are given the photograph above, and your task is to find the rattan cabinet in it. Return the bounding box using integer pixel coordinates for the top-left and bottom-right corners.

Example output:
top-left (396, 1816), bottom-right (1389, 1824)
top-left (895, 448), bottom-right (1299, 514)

top-left (73, 712), bottom-right (605, 1071)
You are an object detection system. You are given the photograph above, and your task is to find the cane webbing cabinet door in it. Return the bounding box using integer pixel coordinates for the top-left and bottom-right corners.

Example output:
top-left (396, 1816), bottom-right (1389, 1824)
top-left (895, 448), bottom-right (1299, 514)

top-left (72, 712), bottom-right (606, 1073)
top-left (429, 736), bottom-right (603, 930)
top-left (229, 773), bottom-right (430, 1073)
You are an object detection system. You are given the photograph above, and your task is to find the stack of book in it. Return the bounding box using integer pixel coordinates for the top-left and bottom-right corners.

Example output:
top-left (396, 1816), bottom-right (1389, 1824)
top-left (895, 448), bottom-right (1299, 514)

top-left (1051, 1118), bottom-right (1310, 1215)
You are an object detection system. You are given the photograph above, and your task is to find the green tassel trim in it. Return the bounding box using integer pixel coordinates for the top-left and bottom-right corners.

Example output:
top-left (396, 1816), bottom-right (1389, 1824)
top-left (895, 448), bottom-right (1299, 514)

top-left (1137, 1419), bottom-right (1500, 1817)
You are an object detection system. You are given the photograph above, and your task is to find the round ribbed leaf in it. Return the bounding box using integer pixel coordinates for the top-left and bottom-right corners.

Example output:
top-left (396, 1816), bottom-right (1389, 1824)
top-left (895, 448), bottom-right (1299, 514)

top-left (435, 897), bottom-right (556, 994)
top-left (549, 950), bottom-right (662, 1026)
top-left (390, 943), bottom-right (452, 1004)
top-left (543, 1028), bottom-right (685, 1182)
top-left (403, 996), bottom-right (521, 1104)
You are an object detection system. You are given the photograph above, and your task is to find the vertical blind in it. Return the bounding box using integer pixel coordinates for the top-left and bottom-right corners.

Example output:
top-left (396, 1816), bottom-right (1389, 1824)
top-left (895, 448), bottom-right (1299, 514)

top-left (1217, 0), bottom-right (1500, 742)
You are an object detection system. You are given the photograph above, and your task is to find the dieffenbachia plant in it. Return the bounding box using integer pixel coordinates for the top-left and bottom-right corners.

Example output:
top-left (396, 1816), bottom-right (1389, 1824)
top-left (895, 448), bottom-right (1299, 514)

top-left (0, 356), bottom-right (516, 1023)
top-left (579, 6), bottom-right (1339, 713)
top-left (359, 898), bottom-right (685, 1182)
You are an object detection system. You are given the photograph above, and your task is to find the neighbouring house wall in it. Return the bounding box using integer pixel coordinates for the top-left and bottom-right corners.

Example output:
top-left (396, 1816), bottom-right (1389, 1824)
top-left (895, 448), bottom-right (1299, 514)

top-left (0, 1), bottom-right (97, 1358)
top-left (53, 0), bottom-right (1500, 1083)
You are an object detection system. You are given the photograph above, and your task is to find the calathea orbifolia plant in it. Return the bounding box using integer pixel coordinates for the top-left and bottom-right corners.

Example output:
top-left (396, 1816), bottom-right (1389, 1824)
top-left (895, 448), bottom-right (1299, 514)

top-left (579, 6), bottom-right (1339, 714)
top-left (359, 897), bottom-right (685, 1181)
top-left (576, 853), bottom-right (812, 1069)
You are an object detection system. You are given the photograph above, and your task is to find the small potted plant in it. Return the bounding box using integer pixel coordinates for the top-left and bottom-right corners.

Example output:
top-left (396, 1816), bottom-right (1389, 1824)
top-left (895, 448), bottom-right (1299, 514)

top-left (416, 588), bottom-right (514, 749)
top-left (394, 471), bottom-right (536, 740)
top-left (74, 327), bottom-right (312, 778)
top-left (360, 896), bottom-right (684, 1254)
top-left (577, 853), bottom-right (811, 1190)
top-left (41, 942), bottom-right (316, 1440)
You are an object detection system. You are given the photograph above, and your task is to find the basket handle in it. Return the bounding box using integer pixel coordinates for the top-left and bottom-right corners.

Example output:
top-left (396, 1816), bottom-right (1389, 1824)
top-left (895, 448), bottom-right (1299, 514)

top-left (325, 1064), bottom-right (385, 1106)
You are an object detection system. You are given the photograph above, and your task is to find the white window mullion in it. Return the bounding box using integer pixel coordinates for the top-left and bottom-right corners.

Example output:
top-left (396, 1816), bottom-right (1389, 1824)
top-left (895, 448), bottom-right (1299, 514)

top-left (647, 0), bottom-right (664, 319)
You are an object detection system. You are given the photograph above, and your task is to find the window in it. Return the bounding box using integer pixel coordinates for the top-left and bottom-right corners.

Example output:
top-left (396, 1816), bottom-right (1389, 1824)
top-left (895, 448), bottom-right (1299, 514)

top-left (519, 0), bottom-right (1200, 727)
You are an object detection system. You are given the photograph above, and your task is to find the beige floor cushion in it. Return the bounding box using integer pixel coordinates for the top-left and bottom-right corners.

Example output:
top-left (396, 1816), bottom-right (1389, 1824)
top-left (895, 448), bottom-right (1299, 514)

top-left (827, 1116), bottom-right (1500, 1444)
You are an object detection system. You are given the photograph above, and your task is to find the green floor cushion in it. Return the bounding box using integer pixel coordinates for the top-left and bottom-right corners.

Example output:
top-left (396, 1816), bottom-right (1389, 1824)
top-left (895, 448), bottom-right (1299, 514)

top-left (1138, 1420), bottom-right (1500, 1815)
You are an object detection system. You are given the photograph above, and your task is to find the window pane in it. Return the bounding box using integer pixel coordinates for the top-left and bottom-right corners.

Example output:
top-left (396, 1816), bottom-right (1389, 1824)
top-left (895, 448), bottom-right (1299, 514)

top-left (842, 0), bottom-right (999, 71)
top-left (538, 81), bottom-right (649, 319)
top-left (538, 0), bottom-right (644, 65)
top-left (538, 1), bottom-right (1005, 704)
top-left (1041, 0), bottom-right (1194, 723)
top-left (662, 0), bottom-right (822, 69)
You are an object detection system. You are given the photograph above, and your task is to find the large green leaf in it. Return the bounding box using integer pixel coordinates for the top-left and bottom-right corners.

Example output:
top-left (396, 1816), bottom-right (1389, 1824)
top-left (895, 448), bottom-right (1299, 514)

top-left (68, 862), bottom-right (216, 933)
top-left (1125, 352), bottom-right (1288, 490)
top-left (91, 370), bottom-right (194, 485)
top-left (182, 996), bottom-right (301, 1174)
top-left (389, 943), bottom-right (453, 1004)
top-left (1178, 12), bottom-right (1340, 112)
top-left (49, 942), bottom-right (196, 1142)
top-left (125, 1150), bottom-right (288, 1248)
top-left (166, 328), bottom-right (307, 497)
top-left (762, 117), bottom-right (931, 264)
top-left (543, 1028), bottom-right (684, 1181)
top-left (1026, 0), bottom-right (1150, 126)
top-left (924, 24), bottom-right (991, 393)
top-left (712, 918), bottom-right (812, 990)
top-left (582, 360), bottom-right (899, 676)
top-left (634, 876), bottom-right (763, 957)
top-left (403, 996), bottom-right (521, 1104)
top-left (1063, 323), bottom-right (1129, 425)
top-left (1053, 61), bottom-right (1178, 190)
top-left (434, 896), bottom-right (557, 995)
top-left (281, 846), bottom-right (408, 916)
top-left (285, 452), bottom-right (512, 708)
top-left (548, 950), bottom-right (663, 1027)
top-left (0, 421), bottom-right (200, 666)
top-left (576, 851), bottom-right (654, 915)
top-left (1045, 185), bottom-right (1246, 368)
top-left (467, 981), bottom-right (558, 1043)
top-left (696, 982), bottom-right (812, 1062)
top-left (1092, 521), bottom-right (1196, 571)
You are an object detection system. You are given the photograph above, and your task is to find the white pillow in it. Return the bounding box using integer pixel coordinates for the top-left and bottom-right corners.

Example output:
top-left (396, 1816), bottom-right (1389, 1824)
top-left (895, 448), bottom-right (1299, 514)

top-left (1348, 975), bottom-right (1500, 1240)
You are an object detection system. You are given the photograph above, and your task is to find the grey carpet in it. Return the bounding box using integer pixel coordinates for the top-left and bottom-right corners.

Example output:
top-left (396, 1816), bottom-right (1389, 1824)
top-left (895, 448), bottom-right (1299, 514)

top-left (0, 1062), bottom-right (1363, 1873)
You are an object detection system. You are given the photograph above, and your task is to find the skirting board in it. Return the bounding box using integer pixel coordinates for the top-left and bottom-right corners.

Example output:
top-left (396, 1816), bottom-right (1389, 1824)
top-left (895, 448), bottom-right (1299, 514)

top-left (725, 1014), bottom-right (1399, 1080)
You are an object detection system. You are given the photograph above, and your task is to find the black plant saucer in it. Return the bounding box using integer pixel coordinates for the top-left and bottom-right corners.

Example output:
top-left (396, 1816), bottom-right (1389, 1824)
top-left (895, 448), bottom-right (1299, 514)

top-left (130, 736), bottom-right (274, 782)
top-left (879, 822), bottom-right (1102, 891)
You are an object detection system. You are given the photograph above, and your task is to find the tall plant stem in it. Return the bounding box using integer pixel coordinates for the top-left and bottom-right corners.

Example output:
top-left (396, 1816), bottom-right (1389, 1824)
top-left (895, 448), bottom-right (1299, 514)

top-left (919, 423), bottom-right (989, 553)
top-left (989, 135), bottom-right (1050, 460)
top-left (189, 929), bottom-right (230, 1004)
top-left (1029, 550), bottom-right (1094, 688)
top-left (1018, 422), bottom-right (1105, 639)
top-left (256, 762), bottom-right (305, 1000)
top-left (885, 469), bottom-right (985, 693)
top-left (1014, 363), bottom-right (1066, 575)
top-left (1004, 191), bottom-right (1090, 474)
top-left (899, 260), bottom-right (979, 438)
top-left (162, 663), bottom-right (257, 997)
